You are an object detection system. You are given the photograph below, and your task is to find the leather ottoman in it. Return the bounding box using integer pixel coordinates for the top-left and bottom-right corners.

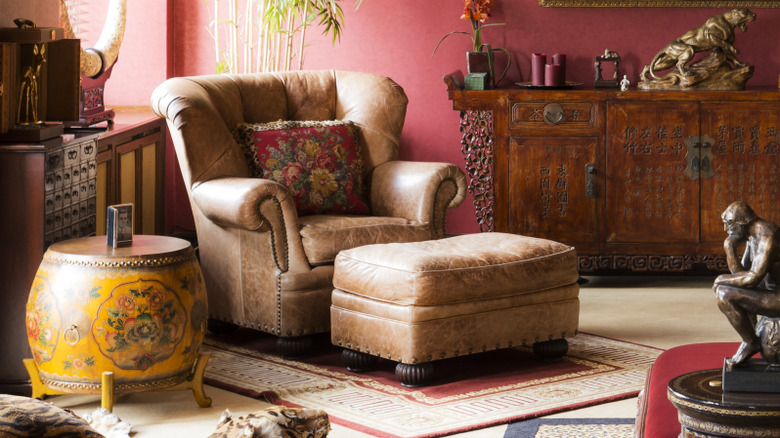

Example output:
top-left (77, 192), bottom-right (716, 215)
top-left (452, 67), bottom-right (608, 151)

top-left (330, 232), bottom-right (580, 386)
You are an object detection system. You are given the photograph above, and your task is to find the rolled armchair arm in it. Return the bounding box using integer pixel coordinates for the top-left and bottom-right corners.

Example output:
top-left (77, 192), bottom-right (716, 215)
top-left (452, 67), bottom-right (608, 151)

top-left (191, 177), bottom-right (303, 272)
top-left (192, 177), bottom-right (294, 230)
top-left (370, 161), bottom-right (467, 238)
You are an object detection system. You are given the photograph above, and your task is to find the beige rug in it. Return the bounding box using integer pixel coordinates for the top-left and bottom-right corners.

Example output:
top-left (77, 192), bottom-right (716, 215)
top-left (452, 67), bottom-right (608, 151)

top-left (202, 332), bottom-right (661, 438)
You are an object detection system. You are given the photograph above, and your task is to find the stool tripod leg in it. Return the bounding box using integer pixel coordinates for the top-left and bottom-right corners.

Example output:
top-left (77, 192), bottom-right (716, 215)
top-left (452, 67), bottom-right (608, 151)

top-left (101, 371), bottom-right (114, 412)
top-left (191, 353), bottom-right (212, 408)
top-left (23, 359), bottom-right (49, 399)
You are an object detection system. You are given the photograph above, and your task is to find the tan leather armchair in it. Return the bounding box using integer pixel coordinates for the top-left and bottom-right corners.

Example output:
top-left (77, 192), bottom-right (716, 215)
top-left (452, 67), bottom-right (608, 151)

top-left (150, 70), bottom-right (467, 357)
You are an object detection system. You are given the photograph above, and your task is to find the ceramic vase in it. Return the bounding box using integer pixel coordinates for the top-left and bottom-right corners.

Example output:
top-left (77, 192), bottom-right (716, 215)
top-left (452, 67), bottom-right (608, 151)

top-left (467, 51), bottom-right (492, 84)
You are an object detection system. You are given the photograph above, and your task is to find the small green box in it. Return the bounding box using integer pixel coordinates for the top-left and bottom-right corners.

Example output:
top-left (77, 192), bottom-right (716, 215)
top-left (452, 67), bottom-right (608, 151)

top-left (465, 72), bottom-right (488, 90)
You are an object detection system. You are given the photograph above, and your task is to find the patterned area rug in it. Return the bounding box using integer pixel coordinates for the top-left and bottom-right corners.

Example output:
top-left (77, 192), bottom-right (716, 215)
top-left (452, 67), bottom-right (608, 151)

top-left (504, 418), bottom-right (634, 438)
top-left (202, 331), bottom-right (661, 438)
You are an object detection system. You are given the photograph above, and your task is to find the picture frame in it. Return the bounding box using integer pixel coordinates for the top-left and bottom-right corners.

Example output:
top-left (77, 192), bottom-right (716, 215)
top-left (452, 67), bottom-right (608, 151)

top-left (107, 203), bottom-right (133, 248)
top-left (539, 0), bottom-right (778, 7)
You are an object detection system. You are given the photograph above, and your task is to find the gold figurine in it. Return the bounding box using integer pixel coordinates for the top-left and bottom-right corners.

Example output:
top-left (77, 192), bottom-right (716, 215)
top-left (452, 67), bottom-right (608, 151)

top-left (639, 9), bottom-right (755, 91)
top-left (16, 43), bottom-right (46, 125)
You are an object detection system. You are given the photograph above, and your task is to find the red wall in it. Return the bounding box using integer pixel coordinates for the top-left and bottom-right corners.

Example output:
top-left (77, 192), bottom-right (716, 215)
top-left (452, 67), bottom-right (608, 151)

top-left (168, 0), bottom-right (780, 234)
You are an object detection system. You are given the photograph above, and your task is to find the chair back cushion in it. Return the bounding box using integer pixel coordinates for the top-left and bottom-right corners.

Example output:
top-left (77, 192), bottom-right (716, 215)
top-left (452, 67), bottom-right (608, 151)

top-left (235, 120), bottom-right (370, 215)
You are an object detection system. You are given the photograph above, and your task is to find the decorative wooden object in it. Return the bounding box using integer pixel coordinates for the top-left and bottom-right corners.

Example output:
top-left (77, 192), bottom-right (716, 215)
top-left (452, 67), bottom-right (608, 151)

top-left (594, 49), bottom-right (621, 88)
top-left (446, 75), bottom-right (780, 273)
top-left (459, 108), bottom-right (495, 232)
top-left (25, 235), bottom-right (210, 411)
top-left (0, 24), bottom-right (79, 139)
top-left (668, 369), bottom-right (780, 437)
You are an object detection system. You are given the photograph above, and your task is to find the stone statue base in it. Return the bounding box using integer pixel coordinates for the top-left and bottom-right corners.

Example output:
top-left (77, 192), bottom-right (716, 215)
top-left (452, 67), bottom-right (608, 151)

top-left (638, 51), bottom-right (753, 91)
top-left (723, 358), bottom-right (780, 393)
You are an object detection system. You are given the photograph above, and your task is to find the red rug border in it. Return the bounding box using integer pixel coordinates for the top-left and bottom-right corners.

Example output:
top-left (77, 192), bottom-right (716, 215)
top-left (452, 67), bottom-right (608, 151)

top-left (203, 332), bottom-right (663, 438)
top-left (204, 376), bottom-right (643, 438)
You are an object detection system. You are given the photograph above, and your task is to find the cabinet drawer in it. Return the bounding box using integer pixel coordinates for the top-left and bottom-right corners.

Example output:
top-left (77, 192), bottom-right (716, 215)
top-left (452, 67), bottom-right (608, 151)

top-left (510, 101), bottom-right (597, 131)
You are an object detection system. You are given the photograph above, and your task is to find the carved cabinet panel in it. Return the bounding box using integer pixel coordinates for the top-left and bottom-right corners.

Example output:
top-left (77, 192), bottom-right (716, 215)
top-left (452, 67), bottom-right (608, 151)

top-left (447, 79), bottom-right (780, 272)
top-left (606, 101), bottom-right (699, 244)
top-left (508, 136), bottom-right (598, 243)
top-left (700, 102), bottom-right (780, 243)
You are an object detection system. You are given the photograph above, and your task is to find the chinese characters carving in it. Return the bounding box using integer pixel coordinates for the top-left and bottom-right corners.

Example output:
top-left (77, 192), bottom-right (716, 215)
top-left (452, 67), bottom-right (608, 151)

top-left (539, 165), bottom-right (569, 219)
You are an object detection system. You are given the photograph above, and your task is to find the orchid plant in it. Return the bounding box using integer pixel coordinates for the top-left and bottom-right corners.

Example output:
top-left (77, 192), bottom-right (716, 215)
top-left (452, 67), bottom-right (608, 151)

top-left (432, 0), bottom-right (511, 87)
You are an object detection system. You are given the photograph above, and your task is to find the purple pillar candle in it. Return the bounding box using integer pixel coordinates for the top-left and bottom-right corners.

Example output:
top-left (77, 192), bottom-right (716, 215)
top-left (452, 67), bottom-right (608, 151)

top-left (552, 53), bottom-right (566, 84)
top-left (545, 63), bottom-right (561, 86)
top-left (531, 53), bottom-right (546, 86)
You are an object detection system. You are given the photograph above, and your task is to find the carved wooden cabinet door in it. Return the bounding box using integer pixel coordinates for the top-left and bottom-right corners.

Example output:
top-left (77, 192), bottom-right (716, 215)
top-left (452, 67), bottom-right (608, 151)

top-left (700, 102), bottom-right (780, 243)
top-left (606, 101), bottom-right (700, 243)
top-left (508, 136), bottom-right (599, 244)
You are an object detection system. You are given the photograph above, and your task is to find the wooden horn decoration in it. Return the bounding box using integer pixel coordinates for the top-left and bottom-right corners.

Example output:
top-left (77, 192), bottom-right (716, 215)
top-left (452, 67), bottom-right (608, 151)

top-left (59, 0), bottom-right (126, 79)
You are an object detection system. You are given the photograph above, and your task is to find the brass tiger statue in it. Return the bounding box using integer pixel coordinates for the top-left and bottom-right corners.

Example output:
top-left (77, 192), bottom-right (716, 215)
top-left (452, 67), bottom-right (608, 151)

top-left (640, 8), bottom-right (756, 81)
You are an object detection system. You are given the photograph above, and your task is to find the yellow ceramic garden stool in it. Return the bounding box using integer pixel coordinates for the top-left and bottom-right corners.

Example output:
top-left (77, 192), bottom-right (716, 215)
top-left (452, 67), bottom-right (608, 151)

top-left (24, 235), bottom-right (211, 411)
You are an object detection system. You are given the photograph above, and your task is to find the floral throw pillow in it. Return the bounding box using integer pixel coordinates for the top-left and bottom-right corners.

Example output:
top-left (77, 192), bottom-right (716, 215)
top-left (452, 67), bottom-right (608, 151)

top-left (234, 120), bottom-right (370, 215)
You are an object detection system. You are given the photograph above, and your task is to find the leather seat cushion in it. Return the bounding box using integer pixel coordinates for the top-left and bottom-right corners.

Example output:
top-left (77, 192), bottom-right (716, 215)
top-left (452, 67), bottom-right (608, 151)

top-left (333, 233), bottom-right (578, 306)
top-left (299, 214), bottom-right (433, 266)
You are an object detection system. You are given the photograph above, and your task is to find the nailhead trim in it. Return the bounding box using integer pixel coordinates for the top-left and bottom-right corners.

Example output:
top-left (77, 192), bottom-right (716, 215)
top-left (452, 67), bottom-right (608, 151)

top-left (333, 332), bottom-right (571, 364)
top-left (44, 253), bottom-right (193, 268)
top-left (41, 372), bottom-right (190, 393)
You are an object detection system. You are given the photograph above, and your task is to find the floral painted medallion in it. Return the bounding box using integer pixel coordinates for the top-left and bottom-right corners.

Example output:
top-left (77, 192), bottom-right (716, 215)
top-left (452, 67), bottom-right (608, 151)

top-left (94, 279), bottom-right (186, 370)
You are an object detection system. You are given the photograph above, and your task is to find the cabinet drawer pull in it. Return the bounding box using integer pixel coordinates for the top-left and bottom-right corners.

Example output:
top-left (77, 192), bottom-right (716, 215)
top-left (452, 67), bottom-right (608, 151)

top-left (585, 163), bottom-right (596, 198)
top-left (543, 104), bottom-right (564, 125)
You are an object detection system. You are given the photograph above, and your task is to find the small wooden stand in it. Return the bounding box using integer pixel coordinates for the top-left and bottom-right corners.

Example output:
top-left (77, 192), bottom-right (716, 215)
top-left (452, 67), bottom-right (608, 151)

top-left (23, 353), bottom-right (212, 412)
top-left (668, 369), bottom-right (780, 437)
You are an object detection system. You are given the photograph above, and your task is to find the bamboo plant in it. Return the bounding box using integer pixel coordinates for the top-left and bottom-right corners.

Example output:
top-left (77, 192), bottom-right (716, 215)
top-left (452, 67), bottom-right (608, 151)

top-left (208, 0), bottom-right (363, 73)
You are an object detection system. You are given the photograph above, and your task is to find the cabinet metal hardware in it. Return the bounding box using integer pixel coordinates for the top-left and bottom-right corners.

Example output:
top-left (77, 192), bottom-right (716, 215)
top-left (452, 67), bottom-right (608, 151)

top-left (683, 134), bottom-right (715, 180)
top-left (64, 324), bottom-right (80, 345)
top-left (543, 104), bottom-right (565, 125)
top-left (585, 163), bottom-right (596, 198)
top-left (699, 135), bottom-right (715, 180)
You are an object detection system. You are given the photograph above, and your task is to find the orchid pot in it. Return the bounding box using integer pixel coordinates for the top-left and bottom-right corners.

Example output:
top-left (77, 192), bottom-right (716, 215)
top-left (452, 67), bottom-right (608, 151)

top-left (432, 0), bottom-right (512, 89)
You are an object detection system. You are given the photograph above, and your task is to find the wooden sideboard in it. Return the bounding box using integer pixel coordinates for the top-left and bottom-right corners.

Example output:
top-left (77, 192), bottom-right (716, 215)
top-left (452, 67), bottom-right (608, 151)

top-left (446, 76), bottom-right (780, 273)
top-left (0, 108), bottom-right (165, 395)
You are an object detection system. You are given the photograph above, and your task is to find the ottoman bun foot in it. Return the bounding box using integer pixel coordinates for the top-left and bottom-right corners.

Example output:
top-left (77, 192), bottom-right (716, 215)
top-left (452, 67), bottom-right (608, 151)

top-left (533, 338), bottom-right (569, 362)
top-left (276, 336), bottom-right (314, 359)
top-left (395, 362), bottom-right (434, 388)
top-left (342, 349), bottom-right (379, 372)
